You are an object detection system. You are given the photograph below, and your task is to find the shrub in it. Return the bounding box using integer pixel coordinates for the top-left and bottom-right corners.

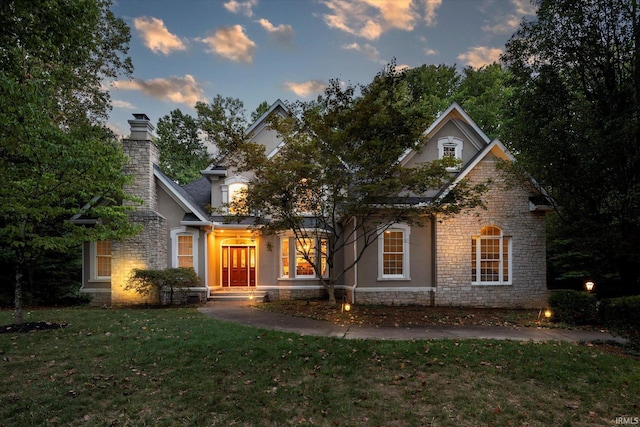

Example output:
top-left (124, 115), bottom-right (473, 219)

top-left (548, 290), bottom-right (597, 325)
top-left (598, 295), bottom-right (640, 349)
top-left (126, 267), bottom-right (200, 305)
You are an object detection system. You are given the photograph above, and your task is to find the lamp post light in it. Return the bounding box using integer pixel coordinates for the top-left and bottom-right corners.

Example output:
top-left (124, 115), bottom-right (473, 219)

top-left (584, 280), bottom-right (595, 292)
top-left (544, 309), bottom-right (552, 320)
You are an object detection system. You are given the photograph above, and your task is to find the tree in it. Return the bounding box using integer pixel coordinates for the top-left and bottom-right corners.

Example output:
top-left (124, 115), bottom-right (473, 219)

top-left (197, 95), bottom-right (249, 163)
top-left (230, 65), bottom-right (488, 304)
top-left (251, 101), bottom-right (271, 123)
top-left (0, 0), bottom-right (139, 324)
top-left (502, 0), bottom-right (640, 293)
top-left (155, 109), bottom-right (209, 185)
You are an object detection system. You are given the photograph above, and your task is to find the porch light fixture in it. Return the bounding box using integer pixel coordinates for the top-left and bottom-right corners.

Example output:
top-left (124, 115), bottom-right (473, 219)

top-left (584, 280), bottom-right (595, 292)
top-left (341, 295), bottom-right (351, 313)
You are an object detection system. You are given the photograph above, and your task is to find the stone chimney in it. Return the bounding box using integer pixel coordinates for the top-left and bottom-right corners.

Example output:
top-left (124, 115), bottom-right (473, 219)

top-left (110, 113), bottom-right (167, 305)
top-left (123, 113), bottom-right (159, 211)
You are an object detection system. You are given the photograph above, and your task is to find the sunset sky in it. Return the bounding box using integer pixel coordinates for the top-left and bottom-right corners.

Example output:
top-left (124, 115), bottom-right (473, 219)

top-left (107, 0), bottom-right (537, 136)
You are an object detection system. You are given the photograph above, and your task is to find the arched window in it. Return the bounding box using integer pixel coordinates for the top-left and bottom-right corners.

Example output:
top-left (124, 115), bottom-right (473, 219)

top-left (471, 226), bottom-right (511, 284)
top-left (227, 182), bottom-right (248, 214)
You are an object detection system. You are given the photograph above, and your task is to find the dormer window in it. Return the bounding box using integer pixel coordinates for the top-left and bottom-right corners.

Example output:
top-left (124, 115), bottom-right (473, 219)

top-left (437, 136), bottom-right (463, 171)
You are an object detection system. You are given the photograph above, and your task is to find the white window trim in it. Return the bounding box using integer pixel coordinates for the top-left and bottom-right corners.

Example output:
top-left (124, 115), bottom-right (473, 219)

top-left (471, 227), bottom-right (512, 286)
top-left (170, 226), bottom-right (199, 271)
top-left (437, 136), bottom-right (463, 171)
top-left (377, 224), bottom-right (411, 280)
top-left (89, 241), bottom-right (111, 282)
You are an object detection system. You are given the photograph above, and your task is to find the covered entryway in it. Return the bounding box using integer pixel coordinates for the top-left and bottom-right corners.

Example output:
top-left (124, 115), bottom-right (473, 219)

top-left (221, 244), bottom-right (256, 287)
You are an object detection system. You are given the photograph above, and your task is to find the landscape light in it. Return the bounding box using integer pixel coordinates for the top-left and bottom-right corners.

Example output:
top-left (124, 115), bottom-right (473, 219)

top-left (341, 295), bottom-right (351, 312)
top-left (544, 309), bottom-right (552, 319)
top-left (584, 280), bottom-right (595, 292)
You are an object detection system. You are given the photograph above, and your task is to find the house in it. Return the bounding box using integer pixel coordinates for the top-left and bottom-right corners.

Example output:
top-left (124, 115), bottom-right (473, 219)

top-left (79, 102), bottom-right (550, 308)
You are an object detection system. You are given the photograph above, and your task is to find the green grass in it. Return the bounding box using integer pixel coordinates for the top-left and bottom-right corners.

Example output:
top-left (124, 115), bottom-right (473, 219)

top-left (1, 308), bottom-right (638, 426)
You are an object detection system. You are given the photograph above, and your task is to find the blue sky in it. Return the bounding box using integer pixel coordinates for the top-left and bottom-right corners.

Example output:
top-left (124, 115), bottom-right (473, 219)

top-left (107, 0), bottom-right (537, 136)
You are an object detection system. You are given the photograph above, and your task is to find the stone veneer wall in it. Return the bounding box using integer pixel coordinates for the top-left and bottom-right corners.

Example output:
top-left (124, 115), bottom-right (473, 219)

top-left (434, 157), bottom-right (548, 308)
top-left (110, 137), bottom-right (168, 305)
top-left (349, 289), bottom-right (435, 306)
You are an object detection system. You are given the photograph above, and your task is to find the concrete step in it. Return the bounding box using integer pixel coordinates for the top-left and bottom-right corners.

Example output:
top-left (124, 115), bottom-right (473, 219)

top-left (208, 289), bottom-right (267, 302)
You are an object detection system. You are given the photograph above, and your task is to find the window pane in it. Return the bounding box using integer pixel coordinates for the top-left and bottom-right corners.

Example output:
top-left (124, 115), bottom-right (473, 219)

top-left (96, 241), bottom-right (111, 277)
top-left (383, 230), bottom-right (404, 276)
top-left (177, 235), bottom-right (193, 268)
top-left (281, 239), bottom-right (289, 277)
top-left (296, 239), bottom-right (315, 276)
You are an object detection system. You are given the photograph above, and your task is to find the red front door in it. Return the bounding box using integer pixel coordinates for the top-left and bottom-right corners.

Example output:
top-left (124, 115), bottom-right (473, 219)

top-left (222, 246), bottom-right (256, 287)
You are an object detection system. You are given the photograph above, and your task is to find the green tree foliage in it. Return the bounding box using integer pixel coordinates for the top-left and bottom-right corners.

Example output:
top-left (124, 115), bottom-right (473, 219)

top-left (230, 65), bottom-right (489, 304)
top-left (502, 0), bottom-right (640, 293)
top-left (0, 0), bottom-right (139, 323)
top-left (251, 100), bottom-right (271, 123)
top-left (197, 95), bottom-right (249, 163)
top-left (155, 109), bottom-right (209, 185)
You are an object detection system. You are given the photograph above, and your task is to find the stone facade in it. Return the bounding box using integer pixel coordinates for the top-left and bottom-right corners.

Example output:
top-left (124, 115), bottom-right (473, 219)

top-left (434, 156), bottom-right (548, 308)
top-left (350, 289), bottom-right (435, 306)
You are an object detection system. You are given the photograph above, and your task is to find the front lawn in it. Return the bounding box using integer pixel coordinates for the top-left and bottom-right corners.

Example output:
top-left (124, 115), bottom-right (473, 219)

top-left (1, 307), bottom-right (638, 426)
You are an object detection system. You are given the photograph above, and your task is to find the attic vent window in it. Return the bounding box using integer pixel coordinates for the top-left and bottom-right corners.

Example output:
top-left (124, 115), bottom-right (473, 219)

top-left (437, 136), bottom-right (463, 171)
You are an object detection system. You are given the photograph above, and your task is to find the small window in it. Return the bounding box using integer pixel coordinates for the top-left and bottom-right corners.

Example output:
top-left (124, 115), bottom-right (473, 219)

top-left (471, 226), bottom-right (511, 285)
top-left (437, 136), bottom-right (463, 171)
top-left (95, 240), bottom-right (112, 278)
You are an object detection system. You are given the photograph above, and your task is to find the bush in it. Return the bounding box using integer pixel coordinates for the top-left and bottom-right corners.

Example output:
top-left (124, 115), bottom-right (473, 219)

top-left (126, 267), bottom-right (200, 305)
top-left (598, 295), bottom-right (640, 348)
top-left (548, 290), bottom-right (597, 325)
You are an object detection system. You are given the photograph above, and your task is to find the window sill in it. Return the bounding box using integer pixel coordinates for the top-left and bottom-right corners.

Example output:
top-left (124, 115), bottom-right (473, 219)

top-left (89, 278), bottom-right (111, 283)
top-left (377, 277), bottom-right (411, 281)
top-left (472, 282), bottom-right (512, 286)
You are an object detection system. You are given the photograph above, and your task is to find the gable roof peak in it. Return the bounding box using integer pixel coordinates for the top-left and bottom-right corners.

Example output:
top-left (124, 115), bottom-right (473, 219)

top-left (245, 99), bottom-right (288, 137)
top-left (423, 102), bottom-right (491, 145)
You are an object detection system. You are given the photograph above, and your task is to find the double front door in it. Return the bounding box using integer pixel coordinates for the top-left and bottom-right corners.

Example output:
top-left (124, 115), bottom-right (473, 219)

top-left (222, 245), bottom-right (256, 287)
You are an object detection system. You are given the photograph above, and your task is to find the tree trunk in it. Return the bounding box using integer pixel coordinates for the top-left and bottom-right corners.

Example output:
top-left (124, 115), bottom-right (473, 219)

top-left (14, 261), bottom-right (24, 325)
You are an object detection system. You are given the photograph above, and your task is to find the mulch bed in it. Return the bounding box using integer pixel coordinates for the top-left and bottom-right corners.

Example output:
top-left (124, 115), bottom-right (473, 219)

top-left (0, 322), bottom-right (67, 334)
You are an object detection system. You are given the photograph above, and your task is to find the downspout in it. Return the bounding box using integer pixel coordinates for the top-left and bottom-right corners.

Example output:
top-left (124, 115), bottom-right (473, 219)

top-left (352, 216), bottom-right (357, 305)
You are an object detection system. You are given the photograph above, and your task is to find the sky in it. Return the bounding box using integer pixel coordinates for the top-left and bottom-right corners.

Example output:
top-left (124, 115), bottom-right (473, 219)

top-left (107, 0), bottom-right (538, 137)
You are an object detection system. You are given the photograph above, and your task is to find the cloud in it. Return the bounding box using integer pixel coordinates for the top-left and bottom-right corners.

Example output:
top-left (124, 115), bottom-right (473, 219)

top-left (283, 80), bottom-right (327, 97)
top-left (112, 100), bottom-right (136, 109)
top-left (422, 0), bottom-right (442, 26)
top-left (321, 0), bottom-right (422, 40)
top-left (198, 25), bottom-right (256, 63)
top-left (113, 75), bottom-right (206, 105)
top-left (257, 18), bottom-right (294, 45)
top-left (482, 0), bottom-right (538, 35)
top-left (458, 46), bottom-right (503, 68)
top-left (342, 42), bottom-right (381, 62)
top-left (482, 15), bottom-right (521, 35)
top-left (224, 0), bottom-right (257, 17)
top-left (133, 17), bottom-right (187, 55)
top-left (423, 47), bottom-right (438, 56)
top-left (511, 0), bottom-right (537, 16)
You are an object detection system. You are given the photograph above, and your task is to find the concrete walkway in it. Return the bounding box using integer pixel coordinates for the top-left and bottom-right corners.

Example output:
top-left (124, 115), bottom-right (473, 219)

top-left (198, 301), bottom-right (626, 343)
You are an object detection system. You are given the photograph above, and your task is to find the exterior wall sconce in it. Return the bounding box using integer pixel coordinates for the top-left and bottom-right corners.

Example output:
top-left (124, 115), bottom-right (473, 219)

top-left (584, 280), bottom-right (595, 292)
top-left (341, 295), bottom-right (351, 312)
